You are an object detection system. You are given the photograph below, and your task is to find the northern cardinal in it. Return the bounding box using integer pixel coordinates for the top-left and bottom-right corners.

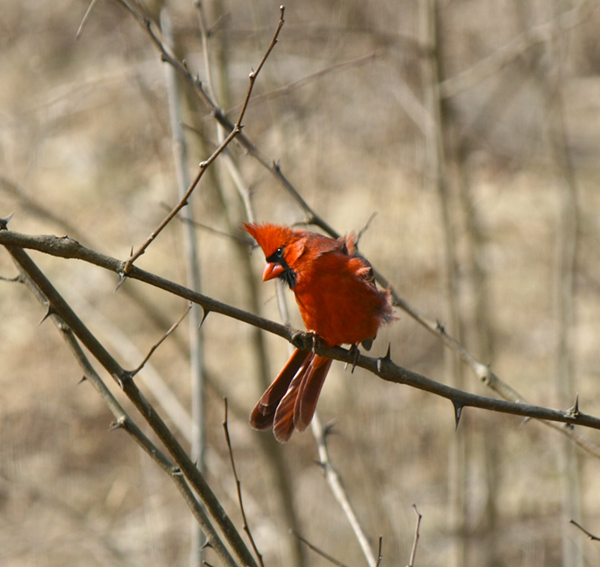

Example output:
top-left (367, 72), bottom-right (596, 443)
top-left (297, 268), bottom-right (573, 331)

top-left (243, 222), bottom-right (395, 442)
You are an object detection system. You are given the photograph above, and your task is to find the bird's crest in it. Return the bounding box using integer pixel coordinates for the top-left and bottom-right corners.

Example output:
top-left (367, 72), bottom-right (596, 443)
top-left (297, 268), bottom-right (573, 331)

top-left (243, 222), bottom-right (295, 257)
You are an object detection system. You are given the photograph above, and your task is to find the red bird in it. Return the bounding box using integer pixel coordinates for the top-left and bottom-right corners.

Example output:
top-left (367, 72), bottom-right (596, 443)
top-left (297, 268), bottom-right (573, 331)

top-left (243, 222), bottom-right (395, 442)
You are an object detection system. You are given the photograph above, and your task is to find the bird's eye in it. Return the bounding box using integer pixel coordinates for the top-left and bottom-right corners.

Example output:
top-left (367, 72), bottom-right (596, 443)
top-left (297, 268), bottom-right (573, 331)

top-left (266, 246), bottom-right (286, 264)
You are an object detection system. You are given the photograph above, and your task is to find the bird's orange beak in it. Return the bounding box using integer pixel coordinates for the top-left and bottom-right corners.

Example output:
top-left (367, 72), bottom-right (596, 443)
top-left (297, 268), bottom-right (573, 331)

top-left (263, 262), bottom-right (285, 281)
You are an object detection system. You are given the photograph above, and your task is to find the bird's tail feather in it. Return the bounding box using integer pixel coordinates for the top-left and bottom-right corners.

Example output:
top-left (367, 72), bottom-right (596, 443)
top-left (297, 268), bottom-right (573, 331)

top-left (249, 348), bottom-right (310, 431)
top-left (250, 349), bottom-right (332, 442)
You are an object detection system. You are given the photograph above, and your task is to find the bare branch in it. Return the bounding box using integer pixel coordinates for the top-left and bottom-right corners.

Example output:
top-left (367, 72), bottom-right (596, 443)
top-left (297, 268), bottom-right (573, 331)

top-left (222, 399), bottom-right (264, 567)
top-left (76, 0), bottom-right (100, 39)
top-left (121, 5), bottom-right (285, 273)
top-left (570, 519), bottom-right (600, 542)
top-left (11, 261), bottom-right (238, 567)
top-left (130, 302), bottom-right (192, 378)
top-left (226, 52), bottom-right (378, 116)
top-left (375, 537), bottom-right (383, 567)
top-left (290, 530), bottom-right (350, 567)
top-left (406, 505), bottom-right (422, 567)
top-left (355, 212), bottom-right (378, 246)
top-left (2, 238), bottom-right (259, 567)
top-left (311, 413), bottom-right (377, 567)
top-left (5, 230), bottom-right (600, 432)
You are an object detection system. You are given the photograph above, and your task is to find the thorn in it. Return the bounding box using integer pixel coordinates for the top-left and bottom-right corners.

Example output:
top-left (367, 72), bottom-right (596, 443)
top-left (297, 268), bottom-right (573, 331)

top-left (384, 343), bottom-right (391, 360)
top-left (38, 305), bottom-right (55, 326)
top-left (436, 320), bottom-right (445, 333)
top-left (519, 416), bottom-right (532, 428)
top-left (313, 459), bottom-right (327, 471)
top-left (376, 345), bottom-right (391, 373)
top-left (201, 540), bottom-right (213, 550)
top-left (565, 393), bottom-right (580, 419)
top-left (200, 309), bottom-right (210, 327)
top-left (115, 272), bottom-right (127, 292)
top-left (0, 212), bottom-right (15, 230)
top-left (77, 375), bottom-right (87, 385)
top-left (172, 467), bottom-right (183, 476)
top-left (452, 400), bottom-right (464, 429)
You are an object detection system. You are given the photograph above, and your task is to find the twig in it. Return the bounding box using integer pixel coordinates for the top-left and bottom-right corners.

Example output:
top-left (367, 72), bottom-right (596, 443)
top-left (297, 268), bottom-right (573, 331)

top-left (311, 413), bottom-right (377, 567)
top-left (130, 302), bottom-right (192, 377)
top-left (113, 0), bottom-right (336, 237)
top-left (121, 5), bottom-right (285, 274)
top-left (76, 0), bottom-right (100, 39)
top-left (407, 505), bottom-right (422, 567)
top-left (355, 212), bottom-right (378, 245)
top-left (570, 519), bottom-right (600, 541)
top-left (62, 282), bottom-right (194, 441)
top-left (375, 537), bottom-right (383, 567)
top-left (195, 1), bottom-right (257, 224)
top-left (175, 218), bottom-right (252, 245)
top-left (195, 7), bottom-right (305, 564)
top-left (226, 52), bottom-right (378, 116)
top-left (290, 530), bottom-right (350, 567)
top-left (222, 399), bottom-right (264, 567)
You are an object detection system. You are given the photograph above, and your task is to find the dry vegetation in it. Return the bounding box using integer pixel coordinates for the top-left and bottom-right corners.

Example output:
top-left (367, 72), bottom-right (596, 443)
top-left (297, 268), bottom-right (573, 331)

top-left (2, 0), bottom-right (600, 566)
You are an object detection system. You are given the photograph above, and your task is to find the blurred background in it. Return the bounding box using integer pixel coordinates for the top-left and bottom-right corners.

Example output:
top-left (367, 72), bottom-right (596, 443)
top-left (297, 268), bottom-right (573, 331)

top-left (2, 0), bottom-right (600, 566)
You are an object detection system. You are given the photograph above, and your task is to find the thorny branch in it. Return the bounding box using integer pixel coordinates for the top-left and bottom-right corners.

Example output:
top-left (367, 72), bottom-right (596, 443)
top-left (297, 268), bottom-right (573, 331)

top-left (2, 236), bottom-right (259, 567)
top-left (8, 253), bottom-right (239, 567)
top-left (3, 229), bottom-right (600, 433)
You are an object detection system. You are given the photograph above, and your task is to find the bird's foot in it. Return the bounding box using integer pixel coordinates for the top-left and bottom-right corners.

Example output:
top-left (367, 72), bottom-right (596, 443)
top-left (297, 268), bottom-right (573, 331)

top-left (347, 344), bottom-right (361, 374)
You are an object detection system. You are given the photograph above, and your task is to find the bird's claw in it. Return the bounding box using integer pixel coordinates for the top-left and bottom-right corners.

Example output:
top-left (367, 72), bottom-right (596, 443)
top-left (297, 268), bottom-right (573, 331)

top-left (348, 344), bottom-right (361, 373)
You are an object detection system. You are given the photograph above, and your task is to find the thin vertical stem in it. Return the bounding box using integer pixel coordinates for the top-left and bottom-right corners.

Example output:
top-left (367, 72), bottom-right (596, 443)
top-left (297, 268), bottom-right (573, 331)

top-left (161, 10), bottom-right (206, 567)
top-left (418, 1), bottom-right (467, 565)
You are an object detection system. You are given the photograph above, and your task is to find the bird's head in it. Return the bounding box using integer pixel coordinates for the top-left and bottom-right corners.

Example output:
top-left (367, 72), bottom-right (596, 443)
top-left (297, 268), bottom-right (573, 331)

top-left (243, 222), bottom-right (302, 288)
